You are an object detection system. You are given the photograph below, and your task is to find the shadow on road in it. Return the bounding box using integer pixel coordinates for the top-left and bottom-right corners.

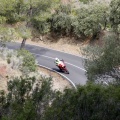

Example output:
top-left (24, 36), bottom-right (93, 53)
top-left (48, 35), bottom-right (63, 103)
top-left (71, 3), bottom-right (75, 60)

top-left (25, 44), bottom-right (49, 55)
top-left (52, 68), bottom-right (63, 73)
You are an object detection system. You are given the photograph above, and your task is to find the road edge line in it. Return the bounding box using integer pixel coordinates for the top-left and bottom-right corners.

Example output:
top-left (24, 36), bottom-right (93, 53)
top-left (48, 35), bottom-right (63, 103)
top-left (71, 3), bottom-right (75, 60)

top-left (38, 64), bottom-right (77, 89)
top-left (32, 53), bottom-right (86, 71)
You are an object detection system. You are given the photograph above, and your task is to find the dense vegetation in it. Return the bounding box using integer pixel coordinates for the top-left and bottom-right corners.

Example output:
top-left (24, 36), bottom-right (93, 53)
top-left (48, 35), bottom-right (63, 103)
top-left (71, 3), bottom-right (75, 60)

top-left (43, 84), bottom-right (120, 120)
top-left (83, 34), bottom-right (120, 83)
top-left (17, 49), bottom-right (37, 72)
top-left (0, 0), bottom-right (119, 45)
top-left (0, 0), bottom-right (120, 120)
top-left (0, 78), bottom-right (120, 120)
top-left (0, 76), bottom-right (55, 120)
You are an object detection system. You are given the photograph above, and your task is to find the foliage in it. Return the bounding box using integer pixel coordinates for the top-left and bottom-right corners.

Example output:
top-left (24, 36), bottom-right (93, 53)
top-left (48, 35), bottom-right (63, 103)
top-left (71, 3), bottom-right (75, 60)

top-left (17, 49), bottom-right (37, 72)
top-left (0, 76), bottom-right (55, 120)
top-left (79, 0), bottom-right (93, 4)
top-left (0, 0), bottom-right (26, 23)
top-left (30, 0), bottom-right (60, 35)
top-left (1, 78), bottom-right (120, 120)
top-left (17, 25), bottom-right (31, 39)
top-left (0, 0), bottom-right (111, 41)
top-left (50, 5), bottom-right (75, 36)
top-left (109, 0), bottom-right (120, 36)
top-left (43, 84), bottom-right (120, 120)
top-left (83, 34), bottom-right (120, 81)
top-left (0, 16), bottom-right (6, 24)
top-left (73, 3), bottom-right (109, 39)
top-left (31, 12), bottom-right (51, 35)
top-left (0, 26), bottom-right (17, 46)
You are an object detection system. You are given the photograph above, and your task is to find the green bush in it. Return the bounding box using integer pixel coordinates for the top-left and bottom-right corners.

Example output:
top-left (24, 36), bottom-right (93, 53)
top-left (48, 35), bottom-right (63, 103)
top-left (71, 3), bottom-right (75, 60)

top-left (0, 16), bottom-right (6, 24)
top-left (31, 13), bottom-right (51, 35)
top-left (109, 0), bottom-right (120, 37)
top-left (83, 34), bottom-right (120, 81)
top-left (73, 3), bottom-right (108, 39)
top-left (0, 77), bottom-right (120, 120)
top-left (17, 49), bottom-right (37, 72)
top-left (43, 84), bottom-right (120, 120)
top-left (0, 0), bottom-right (26, 24)
top-left (0, 76), bottom-right (55, 120)
top-left (51, 5), bottom-right (74, 36)
top-left (30, 0), bottom-right (57, 35)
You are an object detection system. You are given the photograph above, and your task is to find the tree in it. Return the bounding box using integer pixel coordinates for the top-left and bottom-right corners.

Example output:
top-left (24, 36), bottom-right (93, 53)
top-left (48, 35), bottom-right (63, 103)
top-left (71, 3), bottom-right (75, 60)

top-left (109, 0), bottom-right (120, 39)
top-left (73, 2), bottom-right (109, 40)
top-left (16, 24), bottom-right (32, 49)
top-left (0, 0), bottom-right (26, 23)
top-left (0, 0), bottom-right (27, 48)
top-left (51, 5), bottom-right (74, 36)
top-left (0, 76), bottom-right (56, 120)
top-left (82, 34), bottom-right (120, 83)
top-left (19, 0), bottom-right (60, 48)
top-left (43, 84), bottom-right (120, 120)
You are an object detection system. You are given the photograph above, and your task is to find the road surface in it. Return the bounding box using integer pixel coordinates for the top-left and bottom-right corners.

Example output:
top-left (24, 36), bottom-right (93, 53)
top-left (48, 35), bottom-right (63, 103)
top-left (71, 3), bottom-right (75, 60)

top-left (4, 42), bottom-right (87, 87)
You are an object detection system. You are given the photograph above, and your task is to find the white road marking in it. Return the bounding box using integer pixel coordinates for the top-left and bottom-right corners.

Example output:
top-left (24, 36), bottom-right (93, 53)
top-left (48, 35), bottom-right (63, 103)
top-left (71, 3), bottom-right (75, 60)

top-left (38, 64), bottom-right (77, 89)
top-left (32, 53), bottom-right (86, 72)
top-left (65, 62), bottom-right (86, 72)
top-left (5, 42), bottom-right (86, 87)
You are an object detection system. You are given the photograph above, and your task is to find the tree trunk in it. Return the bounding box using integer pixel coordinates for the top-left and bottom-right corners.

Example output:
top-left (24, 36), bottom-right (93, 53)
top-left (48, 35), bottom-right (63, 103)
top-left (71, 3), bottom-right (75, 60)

top-left (20, 38), bottom-right (26, 49)
top-left (103, 21), bottom-right (107, 30)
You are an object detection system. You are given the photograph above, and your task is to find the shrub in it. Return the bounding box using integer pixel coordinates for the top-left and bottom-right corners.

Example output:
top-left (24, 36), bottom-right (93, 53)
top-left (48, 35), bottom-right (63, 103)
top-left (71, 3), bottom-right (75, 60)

top-left (17, 49), bottom-right (37, 72)
top-left (31, 13), bottom-right (51, 35)
top-left (109, 0), bottom-right (120, 39)
top-left (43, 84), bottom-right (120, 120)
top-left (83, 34), bottom-right (120, 82)
top-left (0, 0), bottom-right (26, 24)
top-left (73, 3), bottom-right (109, 39)
top-left (51, 5), bottom-right (74, 36)
top-left (0, 76), bottom-right (55, 120)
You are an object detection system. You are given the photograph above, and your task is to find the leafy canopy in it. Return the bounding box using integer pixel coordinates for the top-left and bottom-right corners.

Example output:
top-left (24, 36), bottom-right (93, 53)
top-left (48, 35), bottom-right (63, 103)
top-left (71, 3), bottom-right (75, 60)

top-left (73, 3), bottom-right (109, 38)
top-left (0, 76), bottom-right (55, 120)
top-left (110, 0), bottom-right (120, 35)
top-left (43, 84), bottom-right (120, 120)
top-left (83, 34), bottom-right (120, 81)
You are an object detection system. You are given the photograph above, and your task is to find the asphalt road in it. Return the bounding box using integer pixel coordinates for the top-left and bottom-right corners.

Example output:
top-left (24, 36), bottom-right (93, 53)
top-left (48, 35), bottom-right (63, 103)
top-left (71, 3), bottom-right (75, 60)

top-left (4, 42), bottom-right (87, 87)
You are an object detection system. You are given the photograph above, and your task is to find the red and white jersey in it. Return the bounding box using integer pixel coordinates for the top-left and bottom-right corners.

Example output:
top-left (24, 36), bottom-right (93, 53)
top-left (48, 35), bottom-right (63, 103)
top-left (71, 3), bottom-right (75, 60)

top-left (58, 61), bottom-right (65, 67)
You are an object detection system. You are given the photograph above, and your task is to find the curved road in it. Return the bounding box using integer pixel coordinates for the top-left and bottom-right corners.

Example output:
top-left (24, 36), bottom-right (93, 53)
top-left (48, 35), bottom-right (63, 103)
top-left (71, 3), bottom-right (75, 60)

top-left (5, 42), bottom-right (87, 87)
